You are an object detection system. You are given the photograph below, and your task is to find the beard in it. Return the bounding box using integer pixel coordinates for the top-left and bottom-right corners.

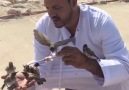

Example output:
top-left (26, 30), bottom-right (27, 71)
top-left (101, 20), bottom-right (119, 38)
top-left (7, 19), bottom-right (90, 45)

top-left (51, 11), bottom-right (72, 28)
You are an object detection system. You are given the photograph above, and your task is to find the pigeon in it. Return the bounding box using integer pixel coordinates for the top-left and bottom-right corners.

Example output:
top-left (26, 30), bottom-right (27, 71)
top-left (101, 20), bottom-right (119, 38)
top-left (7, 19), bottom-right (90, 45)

top-left (34, 29), bottom-right (75, 53)
top-left (1, 72), bottom-right (18, 90)
top-left (83, 44), bottom-right (100, 61)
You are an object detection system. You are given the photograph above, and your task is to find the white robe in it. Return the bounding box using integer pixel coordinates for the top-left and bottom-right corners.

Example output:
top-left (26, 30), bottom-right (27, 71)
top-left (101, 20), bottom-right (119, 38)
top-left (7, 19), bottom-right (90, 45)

top-left (31, 4), bottom-right (129, 90)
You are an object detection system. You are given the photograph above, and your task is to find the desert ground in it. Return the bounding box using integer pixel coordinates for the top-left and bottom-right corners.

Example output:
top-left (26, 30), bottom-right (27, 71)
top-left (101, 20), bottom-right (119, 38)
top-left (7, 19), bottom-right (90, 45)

top-left (0, 0), bottom-right (129, 89)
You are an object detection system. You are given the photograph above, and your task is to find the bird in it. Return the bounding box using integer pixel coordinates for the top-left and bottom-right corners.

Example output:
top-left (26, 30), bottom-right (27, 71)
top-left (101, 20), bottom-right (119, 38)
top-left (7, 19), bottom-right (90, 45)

top-left (23, 64), bottom-right (40, 76)
top-left (33, 29), bottom-right (75, 53)
top-left (22, 71), bottom-right (46, 85)
top-left (83, 44), bottom-right (100, 61)
top-left (33, 63), bottom-right (40, 76)
top-left (1, 62), bottom-right (16, 79)
top-left (23, 65), bottom-right (30, 73)
top-left (5, 62), bottom-right (16, 75)
top-left (1, 72), bottom-right (18, 90)
top-left (22, 64), bottom-right (46, 85)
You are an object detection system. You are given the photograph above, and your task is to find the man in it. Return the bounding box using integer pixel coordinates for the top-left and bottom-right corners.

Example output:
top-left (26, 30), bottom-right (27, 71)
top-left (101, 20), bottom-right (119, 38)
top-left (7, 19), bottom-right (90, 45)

top-left (2, 0), bottom-right (129, 90)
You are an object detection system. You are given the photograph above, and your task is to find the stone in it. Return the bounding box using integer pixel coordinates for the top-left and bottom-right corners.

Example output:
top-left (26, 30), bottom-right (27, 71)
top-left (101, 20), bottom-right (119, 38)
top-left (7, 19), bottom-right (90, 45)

top-left (28, 0), bottom-right (41, 4)
top-left (7, 9), bottom-right (21, 15)
top-left (6, 0), bottom-right (18, 4)
top-left (13, 4), bottom-right (25, 8)
top-left (17, 0), bottom-right (28, 3)
top-left (0, 1), bottom-right (12, 7)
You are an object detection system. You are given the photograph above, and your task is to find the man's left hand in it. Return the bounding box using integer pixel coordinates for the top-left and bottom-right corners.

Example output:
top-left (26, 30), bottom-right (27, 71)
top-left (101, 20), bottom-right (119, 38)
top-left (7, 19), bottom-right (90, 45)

top-left (56, 46), bottom-right (104, 78)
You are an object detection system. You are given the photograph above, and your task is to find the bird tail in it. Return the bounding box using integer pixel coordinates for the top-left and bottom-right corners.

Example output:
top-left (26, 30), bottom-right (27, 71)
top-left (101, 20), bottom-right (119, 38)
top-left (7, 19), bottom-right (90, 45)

top-left (94, 54), bottom-right (100, 61)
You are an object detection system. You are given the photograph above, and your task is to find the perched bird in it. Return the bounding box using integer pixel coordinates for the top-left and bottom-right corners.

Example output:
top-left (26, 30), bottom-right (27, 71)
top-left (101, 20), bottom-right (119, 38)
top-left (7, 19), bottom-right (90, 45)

top-left (22, 72), bottom-right (46, 85)
top-left (1, 72), bottom-right (18, 90)
top-left (5, 62), bottom-right (16, 75)
top-left (34, 29), bottom-right (75, 53)
top-left (22, 64), bottom-right (46, 85)
top-left (23, 64), bottom-right (40, 76)
top-left (23, 65), bottom-right (30, 73)
top-left (1, 62), bottom-right (16, 79)
top-left (83, 44), bottom-right (100, 61)
top-left (33, 63), bottom-right (40, 76)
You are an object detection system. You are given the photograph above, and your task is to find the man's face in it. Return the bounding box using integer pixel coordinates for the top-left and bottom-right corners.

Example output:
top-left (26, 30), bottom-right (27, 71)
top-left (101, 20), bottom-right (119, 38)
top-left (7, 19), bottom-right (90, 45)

top-left (44, 0), bottom-right (73, 28)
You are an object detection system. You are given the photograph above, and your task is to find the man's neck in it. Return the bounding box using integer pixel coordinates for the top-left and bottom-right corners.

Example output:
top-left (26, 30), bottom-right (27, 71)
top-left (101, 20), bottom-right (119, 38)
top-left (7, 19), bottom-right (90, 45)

top-left (65, 6), bottom-right (80, 36)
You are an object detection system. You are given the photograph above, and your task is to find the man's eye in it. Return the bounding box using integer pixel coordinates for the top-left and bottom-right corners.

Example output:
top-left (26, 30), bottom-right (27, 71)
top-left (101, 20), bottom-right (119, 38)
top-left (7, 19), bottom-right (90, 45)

top-left (54, 7), bottom-right (62, 10)
top-left (46, 7), bottom-right (49, 10)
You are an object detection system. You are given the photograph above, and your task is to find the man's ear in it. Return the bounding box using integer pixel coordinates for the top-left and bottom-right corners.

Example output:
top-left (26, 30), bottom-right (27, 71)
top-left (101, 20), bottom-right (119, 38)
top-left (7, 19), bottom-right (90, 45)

top-left (70, 0), bottom-right (77, 8)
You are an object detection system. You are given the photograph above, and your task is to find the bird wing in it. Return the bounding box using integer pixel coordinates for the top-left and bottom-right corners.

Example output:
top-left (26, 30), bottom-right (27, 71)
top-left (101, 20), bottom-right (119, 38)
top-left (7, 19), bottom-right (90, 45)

top-left (34, 30), bottom-right (52, 47)
top-left (54, 37), bottom-right (75, 47)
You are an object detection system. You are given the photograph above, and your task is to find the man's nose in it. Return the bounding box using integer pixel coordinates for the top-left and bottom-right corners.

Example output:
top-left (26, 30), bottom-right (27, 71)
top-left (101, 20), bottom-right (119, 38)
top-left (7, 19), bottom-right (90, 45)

top-left (48, 9), bottom-right (56, 17)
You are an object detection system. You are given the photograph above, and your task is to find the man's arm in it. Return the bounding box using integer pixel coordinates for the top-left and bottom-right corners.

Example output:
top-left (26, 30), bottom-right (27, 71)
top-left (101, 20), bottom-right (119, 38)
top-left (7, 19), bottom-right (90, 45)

top-left (94, 16), bottom-right (129, 86)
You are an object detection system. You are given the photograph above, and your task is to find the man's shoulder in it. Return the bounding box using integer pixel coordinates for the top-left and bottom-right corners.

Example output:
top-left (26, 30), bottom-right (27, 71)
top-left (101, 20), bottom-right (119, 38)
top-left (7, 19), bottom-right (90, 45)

top-left (79, 4), bottom-right (109, 17)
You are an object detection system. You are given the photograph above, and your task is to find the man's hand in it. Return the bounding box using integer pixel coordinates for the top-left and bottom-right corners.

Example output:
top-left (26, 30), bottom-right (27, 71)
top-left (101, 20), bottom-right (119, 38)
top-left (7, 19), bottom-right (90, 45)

top-left (57, 46), bottom-right (87, 68)
top-left (57, 46), bottom-right (104, 78)
top-left (16, 73), bottom-right (36, 90)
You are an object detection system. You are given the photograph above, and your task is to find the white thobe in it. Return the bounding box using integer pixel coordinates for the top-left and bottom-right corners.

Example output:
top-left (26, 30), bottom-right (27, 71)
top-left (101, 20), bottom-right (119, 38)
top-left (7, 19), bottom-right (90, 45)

top-left (31, 4), bottom-right (129, 90)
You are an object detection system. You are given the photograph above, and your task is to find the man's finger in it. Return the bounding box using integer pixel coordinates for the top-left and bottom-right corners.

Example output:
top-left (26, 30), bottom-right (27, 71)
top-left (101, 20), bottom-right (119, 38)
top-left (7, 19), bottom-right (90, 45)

top-left (61, 46), bottom-right (76, 51)
top-left (57, 50), bottom-right (71, 57)
top-left (1, 74), bottom-right (8, 79)
top-left (26, 80), bottom-right (36, 88)
top-left (61, 55), bottom-right (73, 65)
top-left (64, 60), bottom-right (73, 65)
top-left (16, 73), bottom-right (25, 80)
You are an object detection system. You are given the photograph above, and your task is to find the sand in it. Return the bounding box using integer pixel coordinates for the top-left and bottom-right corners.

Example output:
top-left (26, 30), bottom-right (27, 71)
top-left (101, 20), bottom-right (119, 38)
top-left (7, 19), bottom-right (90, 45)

top-left (0, 1), bottom-right (129, 89)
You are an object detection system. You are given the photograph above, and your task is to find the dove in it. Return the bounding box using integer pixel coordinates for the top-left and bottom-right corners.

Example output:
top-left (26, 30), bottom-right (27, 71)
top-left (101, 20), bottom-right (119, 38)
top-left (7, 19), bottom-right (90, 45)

top-left (83, 44), bottom-right (100, 61)
top-left (34, 29), bottom-right (75, 53)
top-left (1, 72), bottom-right (18, 90)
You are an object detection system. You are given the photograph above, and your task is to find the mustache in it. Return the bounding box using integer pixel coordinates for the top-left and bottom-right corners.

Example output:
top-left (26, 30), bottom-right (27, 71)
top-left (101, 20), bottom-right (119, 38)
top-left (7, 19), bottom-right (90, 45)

top-left (51, 16), bottom-right (60, 20)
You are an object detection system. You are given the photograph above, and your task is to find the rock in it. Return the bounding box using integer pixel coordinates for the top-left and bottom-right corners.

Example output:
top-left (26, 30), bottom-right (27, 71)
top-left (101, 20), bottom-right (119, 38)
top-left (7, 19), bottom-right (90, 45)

top-left (17, 0), bottom-right (28, 3)
top-left (123, 0), bottom-right (129, 2)
top-left (0, 1), bottom-right (12, 6)
top-left (13, 4), bottom-right (25, 8)
top-left (6, 0), bottom-right (18, 4)
top-left (7, 9), bottom-right (21, 15)
top-left (24, 8), bottom-right (32, 13)
top-left (98, 0), bottom-right (107, 4)
top-left (28, 0), bottom-right (41, 4)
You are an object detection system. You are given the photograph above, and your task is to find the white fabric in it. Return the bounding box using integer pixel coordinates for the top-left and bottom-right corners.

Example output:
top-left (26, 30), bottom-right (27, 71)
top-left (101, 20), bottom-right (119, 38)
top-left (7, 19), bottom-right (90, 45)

top-left (32, 4), bottom-right (129, 90)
